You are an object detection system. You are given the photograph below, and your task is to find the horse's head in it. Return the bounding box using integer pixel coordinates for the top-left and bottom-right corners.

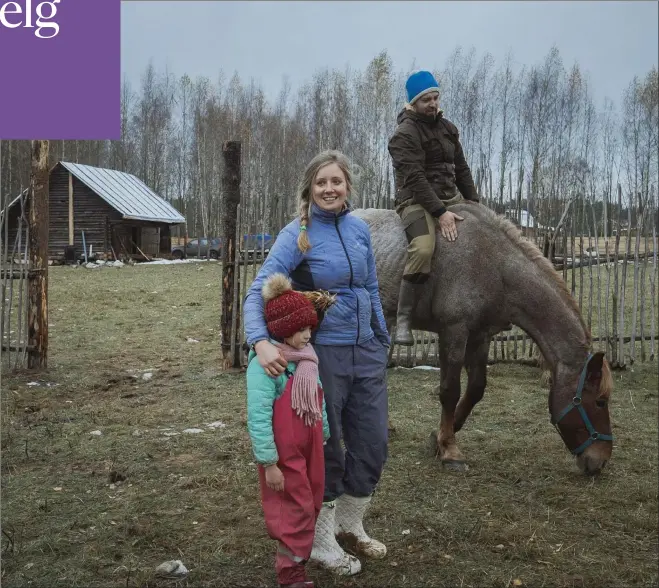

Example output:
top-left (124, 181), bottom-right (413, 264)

top-left (549, 351), bottom-right (613, 475)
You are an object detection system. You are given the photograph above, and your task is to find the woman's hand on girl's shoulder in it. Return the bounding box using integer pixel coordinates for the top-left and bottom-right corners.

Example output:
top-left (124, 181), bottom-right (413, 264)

top-left (254, 340), bottom-right (287, 378)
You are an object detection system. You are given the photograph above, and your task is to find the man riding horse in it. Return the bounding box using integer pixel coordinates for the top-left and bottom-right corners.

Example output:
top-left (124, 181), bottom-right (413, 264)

top-left (388, 70), bottom-right (481, 345)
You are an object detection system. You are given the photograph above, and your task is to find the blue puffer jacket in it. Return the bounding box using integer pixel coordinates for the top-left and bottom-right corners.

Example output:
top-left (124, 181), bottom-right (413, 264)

top-left (243, 203), bottom-right (390, 347)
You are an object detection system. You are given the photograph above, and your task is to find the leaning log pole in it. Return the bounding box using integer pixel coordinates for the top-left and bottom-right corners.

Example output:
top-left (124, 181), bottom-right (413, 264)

top-left (27, 140), bottom-right (49, 369)
top-left (220, 141), bottom-right (242, 369)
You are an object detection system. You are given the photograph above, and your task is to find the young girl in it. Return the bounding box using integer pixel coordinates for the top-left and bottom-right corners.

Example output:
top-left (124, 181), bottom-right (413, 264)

top-left (246, 273), bottom-right (331, 588)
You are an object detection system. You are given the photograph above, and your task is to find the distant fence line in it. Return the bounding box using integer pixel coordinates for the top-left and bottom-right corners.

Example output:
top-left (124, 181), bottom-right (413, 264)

top-left (3, 141), bottom-right (656, 371)
top-left (230, 234), bottom-right (657, 372)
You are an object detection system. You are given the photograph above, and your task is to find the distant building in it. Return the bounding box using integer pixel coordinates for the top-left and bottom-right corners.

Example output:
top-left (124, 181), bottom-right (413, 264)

top-left (1, 161), bottom-right (185, 261)
top-left (504, 208), bottom-right (549, 239)
top-left (504, 208), bottom-right (537, 228)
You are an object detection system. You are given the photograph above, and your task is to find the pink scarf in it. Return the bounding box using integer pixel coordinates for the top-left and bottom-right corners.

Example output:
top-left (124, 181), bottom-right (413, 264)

top-left (275, 342), bottom-right (323, 427)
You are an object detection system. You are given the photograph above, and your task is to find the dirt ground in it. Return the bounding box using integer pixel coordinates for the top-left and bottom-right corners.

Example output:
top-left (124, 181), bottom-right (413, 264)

top-left (1, 262), bottom-right (657, 588)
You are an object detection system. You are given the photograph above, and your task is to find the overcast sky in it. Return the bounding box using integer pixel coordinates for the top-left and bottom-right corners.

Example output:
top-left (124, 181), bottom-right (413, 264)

top-left (120, 1), bottom-right (658, 108)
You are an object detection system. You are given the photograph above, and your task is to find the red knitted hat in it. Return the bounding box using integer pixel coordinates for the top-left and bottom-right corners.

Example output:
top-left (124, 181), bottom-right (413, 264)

top-left (262, 273), bottom-right (318, 340)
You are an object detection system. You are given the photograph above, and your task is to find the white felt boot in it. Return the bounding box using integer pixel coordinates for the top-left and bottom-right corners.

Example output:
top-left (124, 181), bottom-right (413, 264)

top-left (335, 494), bottom-right (387, 559)
top-left (310, 501), bottom-right (362, 576)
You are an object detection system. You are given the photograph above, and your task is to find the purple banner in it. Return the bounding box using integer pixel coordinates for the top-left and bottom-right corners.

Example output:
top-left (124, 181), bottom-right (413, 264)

top-left (0, 0), bottom-right (120, 139)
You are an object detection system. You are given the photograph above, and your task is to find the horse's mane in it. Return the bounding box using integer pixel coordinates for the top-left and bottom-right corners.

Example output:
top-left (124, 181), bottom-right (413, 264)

top-left (600, 359), bottom-right (613, 399)
top-left (468, 204), bottom-right (592, 346)
top-left (471, 206), bottom-right (613, 396)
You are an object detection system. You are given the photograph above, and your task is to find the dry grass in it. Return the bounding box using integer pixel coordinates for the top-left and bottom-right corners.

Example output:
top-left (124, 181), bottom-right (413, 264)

top-left (1, 262), bottom-right (657, 588)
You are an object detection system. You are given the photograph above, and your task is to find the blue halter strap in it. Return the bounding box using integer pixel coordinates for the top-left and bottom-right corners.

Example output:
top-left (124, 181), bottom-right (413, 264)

top-left (551, 353), bottom-right (614, 456)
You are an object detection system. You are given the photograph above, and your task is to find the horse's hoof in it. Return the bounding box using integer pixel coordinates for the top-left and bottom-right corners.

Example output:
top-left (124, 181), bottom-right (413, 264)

top-left (441, 459), bottom-right (469, 472)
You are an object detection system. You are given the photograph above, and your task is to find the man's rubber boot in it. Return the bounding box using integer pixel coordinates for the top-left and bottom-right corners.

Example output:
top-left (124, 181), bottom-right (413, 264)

top-left (394, 280), bottom-right (421, 346)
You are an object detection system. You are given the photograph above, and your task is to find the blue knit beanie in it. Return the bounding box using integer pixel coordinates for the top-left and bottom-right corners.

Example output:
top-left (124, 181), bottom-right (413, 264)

top-left (406, 70), bottom-right (440, 105)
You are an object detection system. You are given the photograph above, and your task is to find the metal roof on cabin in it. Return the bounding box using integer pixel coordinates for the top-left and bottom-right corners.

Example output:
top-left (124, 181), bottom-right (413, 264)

top-left (59, 161), bottom-right (186, 224)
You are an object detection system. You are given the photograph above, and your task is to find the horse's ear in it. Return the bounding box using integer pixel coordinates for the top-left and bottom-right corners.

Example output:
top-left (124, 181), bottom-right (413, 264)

top-left (586, 352), bottom-right (605, 384)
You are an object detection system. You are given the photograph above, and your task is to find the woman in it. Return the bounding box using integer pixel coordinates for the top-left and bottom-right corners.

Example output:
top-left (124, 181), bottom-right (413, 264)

top-left (243, 150), bottom-right (390, 577)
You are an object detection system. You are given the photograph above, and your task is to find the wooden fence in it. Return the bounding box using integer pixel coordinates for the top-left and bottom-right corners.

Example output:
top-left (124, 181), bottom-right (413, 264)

top-left (229, 178), bottom-right (657, 370)
top-left (1, 141), bottom-right (50, 371)
top-left (392, 190), bottom-right (658, 369)
top-left (3, 140), bottom-right (654, 372)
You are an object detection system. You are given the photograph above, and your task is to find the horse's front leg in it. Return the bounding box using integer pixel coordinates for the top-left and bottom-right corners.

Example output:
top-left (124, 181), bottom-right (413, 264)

top-left (433, 328), bottom-right (468, 470)
top-left (454, 335), bottom-right (490, 433)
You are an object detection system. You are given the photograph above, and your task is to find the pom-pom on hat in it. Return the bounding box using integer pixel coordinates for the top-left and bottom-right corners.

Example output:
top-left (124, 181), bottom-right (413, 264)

top-left (406, 70), bottom-right (440, 105)
top-left (262, 273), bottom-right (318, 339)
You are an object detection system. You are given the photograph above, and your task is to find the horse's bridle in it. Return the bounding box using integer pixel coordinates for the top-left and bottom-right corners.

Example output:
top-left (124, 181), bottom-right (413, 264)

top-left (551, 353), bottom-right (614, 456)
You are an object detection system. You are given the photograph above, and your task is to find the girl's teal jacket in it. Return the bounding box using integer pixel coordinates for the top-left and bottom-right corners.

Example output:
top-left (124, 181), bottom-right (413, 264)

top-left (246, 348), bottom-right (330, 466)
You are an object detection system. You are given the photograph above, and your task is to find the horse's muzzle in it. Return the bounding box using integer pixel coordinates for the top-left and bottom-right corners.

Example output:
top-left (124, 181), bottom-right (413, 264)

top-left (576, 445), bottom-right (610, 475)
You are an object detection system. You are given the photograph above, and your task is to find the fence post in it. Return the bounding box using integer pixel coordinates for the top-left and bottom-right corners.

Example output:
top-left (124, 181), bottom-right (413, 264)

top-left (27, 140), bottom-right (49, 370)
top-left (220, 141), bottom-right (242, 369)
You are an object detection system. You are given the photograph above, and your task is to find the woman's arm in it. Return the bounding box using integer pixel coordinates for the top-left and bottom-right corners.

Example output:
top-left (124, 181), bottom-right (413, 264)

top-left (243, 227), bottom-right (303, 346)
top-left (363, 227), bottom-right (391, 347)
top-left (243, 228), bottom-right (304, 376)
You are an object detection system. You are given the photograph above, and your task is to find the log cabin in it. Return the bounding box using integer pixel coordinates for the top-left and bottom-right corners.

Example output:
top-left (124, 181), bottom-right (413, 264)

top-left (1, 161), bottom-right (185, 262)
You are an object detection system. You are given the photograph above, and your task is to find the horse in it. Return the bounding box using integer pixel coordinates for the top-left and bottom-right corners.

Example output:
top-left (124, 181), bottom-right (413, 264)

top-left (352, 202), bottom-right (613, 476)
